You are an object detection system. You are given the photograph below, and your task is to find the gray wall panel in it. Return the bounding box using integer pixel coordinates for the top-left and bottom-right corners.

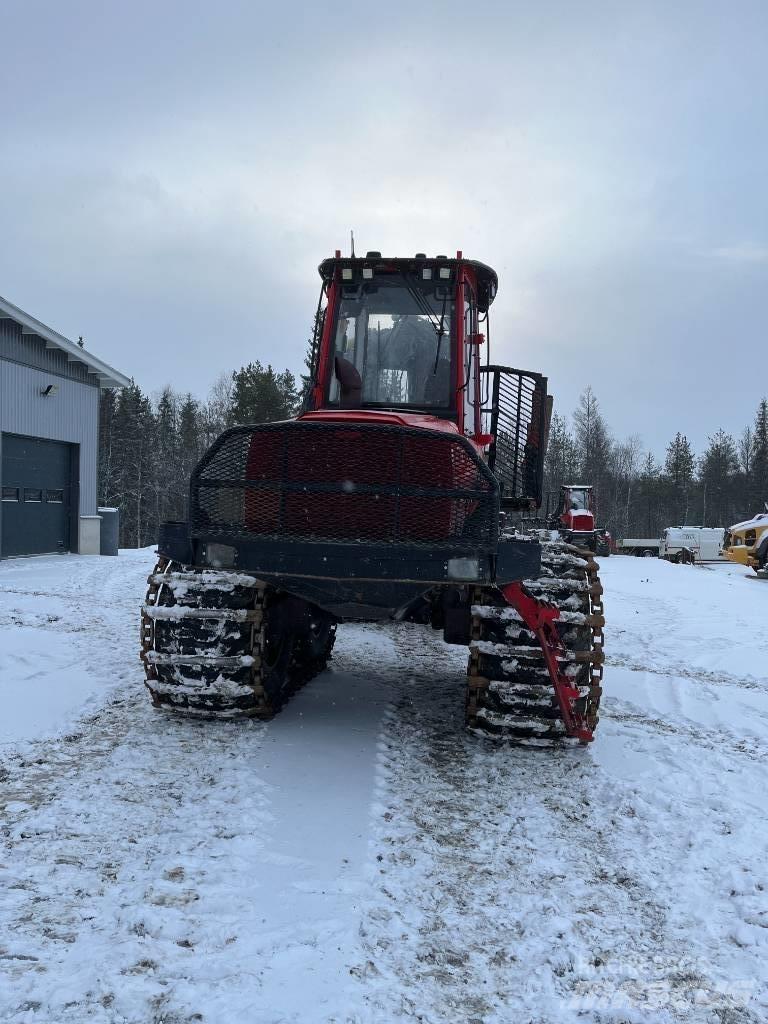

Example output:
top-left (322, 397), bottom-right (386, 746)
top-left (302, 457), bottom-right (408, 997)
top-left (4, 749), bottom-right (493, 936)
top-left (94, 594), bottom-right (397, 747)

top-left (0, 360), bottom-right (99, 516)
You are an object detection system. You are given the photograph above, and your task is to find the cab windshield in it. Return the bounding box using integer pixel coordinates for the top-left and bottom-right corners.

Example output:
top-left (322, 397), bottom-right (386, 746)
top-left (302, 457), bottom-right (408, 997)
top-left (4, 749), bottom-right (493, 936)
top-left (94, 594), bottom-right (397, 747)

top-left (568, 489), bottom-right (590, 510)
top-left (328, 275), bottom-right (455, 409)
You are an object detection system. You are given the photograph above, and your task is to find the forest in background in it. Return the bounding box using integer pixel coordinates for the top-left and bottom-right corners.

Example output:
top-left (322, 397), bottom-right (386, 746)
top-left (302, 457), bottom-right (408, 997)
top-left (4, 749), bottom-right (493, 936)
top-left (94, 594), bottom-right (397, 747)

top-left (99, 360), bottom-right (768, 547)
top-left (543, 387), bottom-right (768, 541)
top-left (98, 363), bottom-right (298, 547)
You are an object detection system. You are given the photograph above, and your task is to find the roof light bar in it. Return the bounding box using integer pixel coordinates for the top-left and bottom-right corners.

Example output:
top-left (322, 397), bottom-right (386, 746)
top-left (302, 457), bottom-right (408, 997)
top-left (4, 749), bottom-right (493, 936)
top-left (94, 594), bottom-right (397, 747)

top-left (342, 267), bottom-right (353, 281)
top-left (362, 267), bottom-right (373, 279)
top-left (422, 267), bottom-right (433, 280)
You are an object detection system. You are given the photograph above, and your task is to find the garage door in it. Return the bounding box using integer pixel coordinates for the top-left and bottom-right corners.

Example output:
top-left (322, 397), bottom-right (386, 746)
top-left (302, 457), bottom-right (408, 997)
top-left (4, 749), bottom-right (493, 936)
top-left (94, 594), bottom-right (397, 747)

top-left (1, 435), bottom-right (74, 557)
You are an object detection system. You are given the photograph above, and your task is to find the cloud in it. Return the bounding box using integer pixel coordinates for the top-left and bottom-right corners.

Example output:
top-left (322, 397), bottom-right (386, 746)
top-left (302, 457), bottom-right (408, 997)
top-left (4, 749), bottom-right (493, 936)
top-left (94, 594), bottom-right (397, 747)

top-left (706, 242), bottom-right (768, 265)
top-left (1, 0), bottom-right (768, 456)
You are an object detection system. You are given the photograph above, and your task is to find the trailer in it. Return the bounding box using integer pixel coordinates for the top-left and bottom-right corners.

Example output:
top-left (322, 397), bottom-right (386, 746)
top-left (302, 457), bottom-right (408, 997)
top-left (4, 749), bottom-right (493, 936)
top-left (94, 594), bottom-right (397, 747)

top-left (618, 538), bottom-right (659, 557)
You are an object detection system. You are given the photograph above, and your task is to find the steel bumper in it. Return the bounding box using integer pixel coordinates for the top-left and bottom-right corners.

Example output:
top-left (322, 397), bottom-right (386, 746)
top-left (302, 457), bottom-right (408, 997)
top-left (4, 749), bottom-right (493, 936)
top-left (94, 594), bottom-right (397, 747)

top-left (156, 521), bottom-right (541, 618)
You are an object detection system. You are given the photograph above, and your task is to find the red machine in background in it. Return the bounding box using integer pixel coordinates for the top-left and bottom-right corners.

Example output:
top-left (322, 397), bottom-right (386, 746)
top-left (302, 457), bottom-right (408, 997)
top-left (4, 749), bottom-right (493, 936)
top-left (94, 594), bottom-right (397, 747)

top-left (549, 484), bottom-right (609, 554)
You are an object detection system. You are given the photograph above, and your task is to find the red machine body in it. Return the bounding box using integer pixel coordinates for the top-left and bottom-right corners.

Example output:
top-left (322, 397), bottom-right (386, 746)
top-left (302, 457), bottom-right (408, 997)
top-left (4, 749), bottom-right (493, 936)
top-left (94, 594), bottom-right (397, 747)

top-left (559, 486), bottom-right (595, 532)
top-left (297, 252), bottom-right (595, 740)
top-left (551, 484), bottom-right (600, 551)
top-left (149, 250), bottom-right (601, 743)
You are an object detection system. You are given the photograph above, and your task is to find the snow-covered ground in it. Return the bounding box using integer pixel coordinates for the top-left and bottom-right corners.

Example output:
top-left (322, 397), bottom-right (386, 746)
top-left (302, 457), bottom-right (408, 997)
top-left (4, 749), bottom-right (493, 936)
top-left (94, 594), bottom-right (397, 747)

top-left (1, 550), bottom-right (767, 1023)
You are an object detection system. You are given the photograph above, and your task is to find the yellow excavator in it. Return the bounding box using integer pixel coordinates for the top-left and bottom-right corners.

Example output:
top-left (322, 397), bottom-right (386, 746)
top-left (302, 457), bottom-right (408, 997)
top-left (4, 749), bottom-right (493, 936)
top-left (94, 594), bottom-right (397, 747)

top-left (724, 508), bottom-right (768, 574)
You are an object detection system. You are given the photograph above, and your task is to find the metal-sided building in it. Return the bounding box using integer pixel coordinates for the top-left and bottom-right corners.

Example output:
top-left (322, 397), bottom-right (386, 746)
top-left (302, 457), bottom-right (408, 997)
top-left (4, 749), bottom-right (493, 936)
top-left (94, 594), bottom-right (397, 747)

top-left (0, 295), bottom-right (129, 558)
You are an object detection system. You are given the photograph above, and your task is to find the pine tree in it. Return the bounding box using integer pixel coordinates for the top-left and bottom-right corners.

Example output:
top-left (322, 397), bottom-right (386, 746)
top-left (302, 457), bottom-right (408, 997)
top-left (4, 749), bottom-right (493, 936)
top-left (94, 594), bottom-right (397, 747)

top-left (735, 426), bottom-right (755, 520)
top-left (177, 394), bottom-right (202, 520)
top-left (153, 387), bottom-right (179, 526)
top-left (110, 381), bottom-right (156, 546)
top-left (276, 369), bottom-right (298, 417)
top-left (664, 432), bottom-right (695, 525)
top-left (751, 398), bottom-right (768, 509)
top-left (698, 429), bottom-right (738, 527)
top-left (229, 362), bottom-right (298, 425)
top-left (98, 388), bottom-right (118, 508)
top-left (664, 433), bottom-right (694, 487)
top-left (637, 451), bottom-right (664, 537)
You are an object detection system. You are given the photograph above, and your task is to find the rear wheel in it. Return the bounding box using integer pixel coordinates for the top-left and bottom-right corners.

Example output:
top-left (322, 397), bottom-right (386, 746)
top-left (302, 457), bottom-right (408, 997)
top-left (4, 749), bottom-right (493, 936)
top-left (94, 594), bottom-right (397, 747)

top-left (141, 560), bottom-right (336, 717)
top-left (292, 605), bottom-right (337, 684)
top-left (260, 593), bottom-right (303, 704)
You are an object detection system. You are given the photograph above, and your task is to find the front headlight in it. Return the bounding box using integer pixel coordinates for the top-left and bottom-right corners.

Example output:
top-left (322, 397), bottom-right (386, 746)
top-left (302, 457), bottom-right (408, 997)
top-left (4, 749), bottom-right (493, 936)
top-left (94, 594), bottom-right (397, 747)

top-left (447, 557), bottom-right (480, 580)
top-left (205, 542), bottom-right (237, 568)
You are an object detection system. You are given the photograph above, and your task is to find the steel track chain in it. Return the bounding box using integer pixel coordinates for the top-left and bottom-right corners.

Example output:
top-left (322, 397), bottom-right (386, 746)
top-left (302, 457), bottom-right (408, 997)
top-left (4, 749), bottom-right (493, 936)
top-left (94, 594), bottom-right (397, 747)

top-left (140, 558), bottom-right (334, 718)
top-left (466, 540), bottom-right (604, 742)
top-left (582, 548), bottom-right (604, 734)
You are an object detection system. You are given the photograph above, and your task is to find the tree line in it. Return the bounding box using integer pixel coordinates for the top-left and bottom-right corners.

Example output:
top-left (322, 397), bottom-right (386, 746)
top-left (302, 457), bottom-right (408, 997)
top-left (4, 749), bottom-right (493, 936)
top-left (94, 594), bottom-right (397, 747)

top-left (544, 386), bottom-right (768, 540)
top-left (99, 358), bottom-right (767, 548)
top-left (98, 363), bottom-right (298, 547)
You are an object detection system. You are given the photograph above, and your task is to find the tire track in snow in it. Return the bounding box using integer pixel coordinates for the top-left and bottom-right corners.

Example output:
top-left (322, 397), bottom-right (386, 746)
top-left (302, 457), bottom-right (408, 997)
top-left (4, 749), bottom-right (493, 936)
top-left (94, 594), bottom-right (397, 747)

top-left (2, 553), bottom-right (384, 1024)
top-left (353, 623), bottom-right (766, 1024)
top-left (1, 690), bottom-right (275, 1023)
top-left (601, 699), bottom-right (768, 762)
top-left (605, 655), bottom-right (767, 694)
top-left (3, 554), bottom-right (767, 1023)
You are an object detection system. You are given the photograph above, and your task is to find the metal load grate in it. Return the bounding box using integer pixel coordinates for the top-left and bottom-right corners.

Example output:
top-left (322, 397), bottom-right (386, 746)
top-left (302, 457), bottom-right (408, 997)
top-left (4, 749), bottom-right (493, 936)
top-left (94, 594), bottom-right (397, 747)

top-left (190, 420), bottom-right (500, 551)
top-left (479, 365), bottom-right (548, 509)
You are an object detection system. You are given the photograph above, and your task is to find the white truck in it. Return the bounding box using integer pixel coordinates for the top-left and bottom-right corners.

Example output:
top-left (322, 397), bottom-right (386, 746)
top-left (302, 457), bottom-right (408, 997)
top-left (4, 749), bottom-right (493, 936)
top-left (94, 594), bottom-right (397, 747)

top-left (659, 527), bottom-right (725, 562)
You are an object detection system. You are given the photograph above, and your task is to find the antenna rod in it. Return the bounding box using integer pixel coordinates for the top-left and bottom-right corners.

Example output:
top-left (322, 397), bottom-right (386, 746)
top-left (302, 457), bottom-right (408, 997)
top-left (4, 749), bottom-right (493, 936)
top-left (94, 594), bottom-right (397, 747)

top-left (350, 230), bottom-right (355, 258)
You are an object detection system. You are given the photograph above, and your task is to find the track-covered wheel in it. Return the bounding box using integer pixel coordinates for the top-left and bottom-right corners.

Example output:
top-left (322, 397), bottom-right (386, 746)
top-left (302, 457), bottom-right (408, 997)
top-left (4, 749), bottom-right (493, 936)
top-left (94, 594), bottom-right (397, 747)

top-left (295, 607), bottom-right (337, 678)
top-left (466, 540), bottom-right (604, 743)
top-left (140, 559), bottom-right (336, 718)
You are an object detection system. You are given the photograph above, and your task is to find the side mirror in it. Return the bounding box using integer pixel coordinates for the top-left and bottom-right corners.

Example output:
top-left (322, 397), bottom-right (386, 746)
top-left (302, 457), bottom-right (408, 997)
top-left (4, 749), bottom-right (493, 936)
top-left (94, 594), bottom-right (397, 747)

top-left (334, 356), bottom-right (362, 409)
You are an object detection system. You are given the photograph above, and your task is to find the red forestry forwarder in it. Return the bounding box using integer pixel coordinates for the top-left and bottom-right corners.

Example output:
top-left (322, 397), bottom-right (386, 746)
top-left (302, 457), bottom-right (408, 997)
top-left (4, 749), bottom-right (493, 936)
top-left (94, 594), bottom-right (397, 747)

top-left (550, 484), bottom-right (610, 554)
top-left (141, 251), bottom-right (605, 743)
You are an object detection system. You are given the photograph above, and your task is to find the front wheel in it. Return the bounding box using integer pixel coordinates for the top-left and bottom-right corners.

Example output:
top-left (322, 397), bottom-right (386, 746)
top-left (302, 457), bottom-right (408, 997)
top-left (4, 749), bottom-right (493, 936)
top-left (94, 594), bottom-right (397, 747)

top-left (466, 540), bottom-right (604, 742)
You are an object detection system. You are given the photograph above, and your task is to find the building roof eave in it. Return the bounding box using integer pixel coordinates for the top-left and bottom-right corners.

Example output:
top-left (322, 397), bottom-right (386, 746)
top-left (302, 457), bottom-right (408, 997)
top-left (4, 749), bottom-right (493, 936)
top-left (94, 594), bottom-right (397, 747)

top-left (0, 293), bottom-right (131, 389)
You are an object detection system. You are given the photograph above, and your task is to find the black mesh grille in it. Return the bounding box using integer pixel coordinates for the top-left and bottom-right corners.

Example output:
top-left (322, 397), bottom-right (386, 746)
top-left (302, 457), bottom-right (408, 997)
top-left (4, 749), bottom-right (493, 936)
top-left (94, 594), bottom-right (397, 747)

top-left (480, 366), bottom-right (547, 508)
top-left (190, 421), bottom-right (500, 551)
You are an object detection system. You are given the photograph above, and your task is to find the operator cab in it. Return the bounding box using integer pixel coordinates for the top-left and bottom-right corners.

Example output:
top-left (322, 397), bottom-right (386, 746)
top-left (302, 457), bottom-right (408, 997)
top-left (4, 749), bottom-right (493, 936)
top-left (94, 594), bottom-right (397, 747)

top-left (564, 486), bottom-right (591, 512)
top-left (306, 253), bottom-right (498, 440)
top-left (330, 280), bottom-right (454, 410)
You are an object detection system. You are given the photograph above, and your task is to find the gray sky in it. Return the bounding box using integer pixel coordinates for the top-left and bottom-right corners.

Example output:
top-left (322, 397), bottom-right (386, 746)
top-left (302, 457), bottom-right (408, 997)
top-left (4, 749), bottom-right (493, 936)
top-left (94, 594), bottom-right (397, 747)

top-left (2, 0), bottom-right (767, 458)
